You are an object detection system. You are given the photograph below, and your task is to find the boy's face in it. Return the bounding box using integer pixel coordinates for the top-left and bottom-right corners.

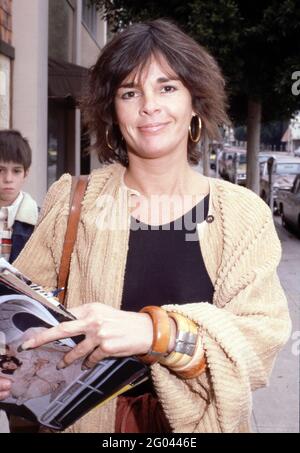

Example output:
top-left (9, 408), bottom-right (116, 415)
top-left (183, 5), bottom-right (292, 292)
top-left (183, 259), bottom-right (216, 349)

top-left (0, 161), bottom-right (28, 207)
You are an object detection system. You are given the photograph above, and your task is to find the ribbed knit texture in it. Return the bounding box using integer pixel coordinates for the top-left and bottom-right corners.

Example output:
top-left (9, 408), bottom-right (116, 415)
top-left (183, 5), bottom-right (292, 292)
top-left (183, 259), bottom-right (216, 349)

top-left (14, 162), bottom-right (291, 433)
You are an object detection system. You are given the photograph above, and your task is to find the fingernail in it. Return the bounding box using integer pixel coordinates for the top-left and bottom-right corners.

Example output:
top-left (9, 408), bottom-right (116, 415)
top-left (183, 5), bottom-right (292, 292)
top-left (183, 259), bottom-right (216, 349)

top-left (81, 362), bottom-right (90, 371)
top-left (56, 361), bottom-right (66, 370)
top-left (17, 345), bottom-right (32, 353)
top-left (21, 340), bottom-right (34, 351)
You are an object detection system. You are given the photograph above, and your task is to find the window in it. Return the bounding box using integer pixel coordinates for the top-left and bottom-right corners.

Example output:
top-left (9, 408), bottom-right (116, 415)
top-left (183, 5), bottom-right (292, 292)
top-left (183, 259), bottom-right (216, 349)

top-left (238, 154), bottom-right (247, 164)
top-left (82, 0), bottom-right (97, 38)
top-left (48, 0), bottom-right (75, 62)
top-left (276, 163), bottom-right (300, 175)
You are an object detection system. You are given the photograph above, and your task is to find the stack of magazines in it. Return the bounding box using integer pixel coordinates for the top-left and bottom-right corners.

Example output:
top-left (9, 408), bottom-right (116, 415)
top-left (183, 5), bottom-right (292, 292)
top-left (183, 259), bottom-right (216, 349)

top-left (0, 258), bottom-right (148, 430)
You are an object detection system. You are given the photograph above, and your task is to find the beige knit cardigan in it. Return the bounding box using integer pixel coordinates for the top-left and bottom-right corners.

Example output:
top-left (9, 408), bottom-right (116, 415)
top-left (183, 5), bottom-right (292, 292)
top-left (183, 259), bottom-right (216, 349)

top-left (14, 162), bottom-right (291, 433)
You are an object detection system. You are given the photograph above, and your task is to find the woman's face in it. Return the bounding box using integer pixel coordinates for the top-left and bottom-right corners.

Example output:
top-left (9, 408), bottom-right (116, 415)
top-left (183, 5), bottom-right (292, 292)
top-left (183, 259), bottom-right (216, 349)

top-left (2, 360), bottom-right (18, 371)
top-left (114, 55), bottom-right (195, 161)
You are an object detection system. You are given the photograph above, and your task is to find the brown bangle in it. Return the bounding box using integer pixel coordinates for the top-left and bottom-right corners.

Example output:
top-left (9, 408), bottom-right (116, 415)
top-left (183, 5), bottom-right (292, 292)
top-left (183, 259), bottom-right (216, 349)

top-left (138, 306), bottom-right (171, 365)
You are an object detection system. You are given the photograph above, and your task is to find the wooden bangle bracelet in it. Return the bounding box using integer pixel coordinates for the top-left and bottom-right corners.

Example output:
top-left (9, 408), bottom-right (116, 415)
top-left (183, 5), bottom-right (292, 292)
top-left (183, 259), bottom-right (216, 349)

top-left (174, 335), bottom-right (206, 379)
top-left (175, 355), bottom-right (206, 379)
top-left (160, 312), bottom-right (198, 368)
top-left (138, 306), bottom-right (171, 365)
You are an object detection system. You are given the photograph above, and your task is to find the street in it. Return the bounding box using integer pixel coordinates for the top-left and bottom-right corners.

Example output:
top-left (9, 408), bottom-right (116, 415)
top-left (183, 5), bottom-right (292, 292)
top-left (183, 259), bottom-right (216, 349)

top-left (252, 215), bottom-right (299, 433)
top-left (205, 166), bottom-right (299, 433)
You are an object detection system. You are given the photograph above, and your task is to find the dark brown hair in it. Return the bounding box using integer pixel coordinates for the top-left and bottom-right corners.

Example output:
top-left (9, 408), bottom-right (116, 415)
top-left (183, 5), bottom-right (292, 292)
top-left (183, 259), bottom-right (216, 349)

top-left (0, 130), bottom-right (32, 171)
top-left (0, 355), bottom-right (22, 375)
top-left (82, 19), bottom-right (229, 166)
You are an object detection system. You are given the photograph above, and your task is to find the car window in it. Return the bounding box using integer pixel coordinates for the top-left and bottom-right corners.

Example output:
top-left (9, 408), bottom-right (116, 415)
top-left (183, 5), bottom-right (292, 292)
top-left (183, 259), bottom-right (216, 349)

top-left (259, 163), bottom-right (266, 176)
top-left (238, 154), bottom-right (247, 164)
top-left (276, 163), bottom-right (300, 175)
top-left (259, 155), bottom-right (268, 163)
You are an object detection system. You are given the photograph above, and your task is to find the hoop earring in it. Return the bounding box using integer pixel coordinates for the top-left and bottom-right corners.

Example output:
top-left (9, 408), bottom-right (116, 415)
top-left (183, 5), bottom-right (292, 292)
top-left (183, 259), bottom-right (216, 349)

top-left (105, 126), bottom-right (114, 150)
top-left (189, 115), bottom-right (202, 143)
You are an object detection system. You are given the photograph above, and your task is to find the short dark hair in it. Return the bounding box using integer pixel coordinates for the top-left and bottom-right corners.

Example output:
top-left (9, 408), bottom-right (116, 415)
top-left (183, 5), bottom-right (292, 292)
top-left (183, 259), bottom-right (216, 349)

top-left (0, 130), bottom-right (32, 171)
top-left (0, 355), bottom-right (22, 375)
top-left (82, 19), bottom-right (229, 166)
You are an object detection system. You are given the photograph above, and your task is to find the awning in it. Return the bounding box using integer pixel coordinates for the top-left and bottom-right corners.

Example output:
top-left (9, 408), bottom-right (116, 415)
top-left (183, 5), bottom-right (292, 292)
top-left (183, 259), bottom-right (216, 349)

top-left (48, 58), bottom-right (89, 104)
top-left (281, 127), bottom-right (291, 143)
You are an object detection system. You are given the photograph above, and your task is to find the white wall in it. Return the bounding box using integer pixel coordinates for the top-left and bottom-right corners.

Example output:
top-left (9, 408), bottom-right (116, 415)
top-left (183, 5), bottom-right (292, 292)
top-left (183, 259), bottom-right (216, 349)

top-left (12, 0), bottom-right (49, 206)
top-left (0, 54), bottom-right (10, 129)
top-left (81, 14), bottom-right (106, 170)
top-left (81, 25), bottom-right (100, 68)
top-left (81, 14), bottom-right (106, 68)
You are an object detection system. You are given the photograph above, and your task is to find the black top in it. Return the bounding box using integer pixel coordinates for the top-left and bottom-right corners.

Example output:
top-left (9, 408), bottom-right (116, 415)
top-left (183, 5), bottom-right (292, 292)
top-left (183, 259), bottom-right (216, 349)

top-left (121, 194), bottom-right (214, 396)
top-left (122, 193), bottom-right (213, 311)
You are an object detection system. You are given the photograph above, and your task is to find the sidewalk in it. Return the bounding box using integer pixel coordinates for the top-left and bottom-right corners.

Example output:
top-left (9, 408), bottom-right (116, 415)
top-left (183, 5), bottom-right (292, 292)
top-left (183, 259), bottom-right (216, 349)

top-left (198, 166), bottom-right (299, 432)
top-left (251, 216), bottom-right (300, 433)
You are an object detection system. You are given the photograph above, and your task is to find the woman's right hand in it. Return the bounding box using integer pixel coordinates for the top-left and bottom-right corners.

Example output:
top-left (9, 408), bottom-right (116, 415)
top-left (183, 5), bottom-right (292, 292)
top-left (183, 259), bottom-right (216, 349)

top-left (0, 377), bottom-right (12, 400)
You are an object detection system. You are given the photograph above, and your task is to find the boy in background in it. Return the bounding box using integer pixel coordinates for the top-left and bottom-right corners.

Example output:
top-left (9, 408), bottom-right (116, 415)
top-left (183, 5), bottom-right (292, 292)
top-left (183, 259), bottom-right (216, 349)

top-left (0, 130), bottom-right (39, 433)
top-left (0, 130), bottom-right (38, 263)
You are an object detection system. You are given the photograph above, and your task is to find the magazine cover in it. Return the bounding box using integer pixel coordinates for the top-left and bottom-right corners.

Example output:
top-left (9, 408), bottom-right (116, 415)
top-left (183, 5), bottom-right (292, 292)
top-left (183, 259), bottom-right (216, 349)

top-left (0, 259), bottom-right (149, 430)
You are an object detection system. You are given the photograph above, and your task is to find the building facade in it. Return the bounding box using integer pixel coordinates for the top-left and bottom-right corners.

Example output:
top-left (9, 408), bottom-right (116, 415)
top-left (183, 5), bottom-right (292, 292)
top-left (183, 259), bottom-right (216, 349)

top-left (0, 0), bottom-right (14, 129)
top-left (10, 0), bottom-right (106, 205)
top-left (281, 113), bottom-right (300, 155)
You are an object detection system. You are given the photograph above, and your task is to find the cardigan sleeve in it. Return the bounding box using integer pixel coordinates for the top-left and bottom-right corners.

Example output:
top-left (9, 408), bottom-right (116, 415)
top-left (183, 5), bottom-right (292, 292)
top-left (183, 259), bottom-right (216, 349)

top-left (13, 174), bottom-right (72, 291)
top-left (152, 201), bottom-right (291, 433)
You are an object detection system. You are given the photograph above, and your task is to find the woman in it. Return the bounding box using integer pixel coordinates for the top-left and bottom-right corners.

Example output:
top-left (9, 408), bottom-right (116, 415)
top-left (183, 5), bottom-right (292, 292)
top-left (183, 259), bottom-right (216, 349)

top-left (0, 352), bottom-right (65, 406)
top-left (0, 330), bottom-right (72, 406)
top-left (0, 355), bottom-right (22, 376)
top-left (0, 19), bottom-right (291, 433)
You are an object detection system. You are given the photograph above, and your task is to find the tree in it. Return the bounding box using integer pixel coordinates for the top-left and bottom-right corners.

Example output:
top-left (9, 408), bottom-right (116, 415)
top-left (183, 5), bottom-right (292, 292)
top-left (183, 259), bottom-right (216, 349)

top-left (90, 0), bottom-right (300, 193)
top-left (235, 121), bottom-right (289, 150)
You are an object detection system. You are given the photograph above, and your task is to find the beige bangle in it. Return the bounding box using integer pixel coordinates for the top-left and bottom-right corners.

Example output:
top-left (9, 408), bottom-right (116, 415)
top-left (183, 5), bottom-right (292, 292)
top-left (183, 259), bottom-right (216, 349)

top-left (159, 312), bottom-right (198, 368)
top-left (173, 334), bottom-right (206, 379)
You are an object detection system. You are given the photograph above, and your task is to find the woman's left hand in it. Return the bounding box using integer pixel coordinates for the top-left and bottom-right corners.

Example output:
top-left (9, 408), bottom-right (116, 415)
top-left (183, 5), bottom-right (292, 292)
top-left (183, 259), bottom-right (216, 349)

top-left (21, 303), bottom-right (154, 369)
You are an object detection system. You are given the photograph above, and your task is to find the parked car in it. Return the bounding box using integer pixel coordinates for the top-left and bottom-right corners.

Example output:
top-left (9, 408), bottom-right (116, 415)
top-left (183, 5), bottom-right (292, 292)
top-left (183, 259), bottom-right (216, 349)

top-left (210, 149), bottom-right (217, 170)
top-left (258, 151), bottom-right (288, 164)
top-left (226, 151), bottom-right (276, 185)
top-left (259, 156), bottom-right (300, 211)
top-left (277, 174), bottom-right (300, 235)
top-left (227, 151), bottom-right (247, 185)
top-left (259, 153), bottom-right (274, 164)
top-left (218, 149), bottom-right (235, 179)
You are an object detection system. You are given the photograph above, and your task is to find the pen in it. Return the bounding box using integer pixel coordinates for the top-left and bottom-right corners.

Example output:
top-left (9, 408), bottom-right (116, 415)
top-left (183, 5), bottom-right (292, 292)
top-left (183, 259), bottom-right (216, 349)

top-left (51, 287), bottom-right (65, 297)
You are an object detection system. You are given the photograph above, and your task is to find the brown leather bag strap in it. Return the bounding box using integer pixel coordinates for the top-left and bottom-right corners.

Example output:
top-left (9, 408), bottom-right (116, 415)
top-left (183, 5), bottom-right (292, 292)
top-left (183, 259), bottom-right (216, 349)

top-left (58, 175), bottom-right (89, 306)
